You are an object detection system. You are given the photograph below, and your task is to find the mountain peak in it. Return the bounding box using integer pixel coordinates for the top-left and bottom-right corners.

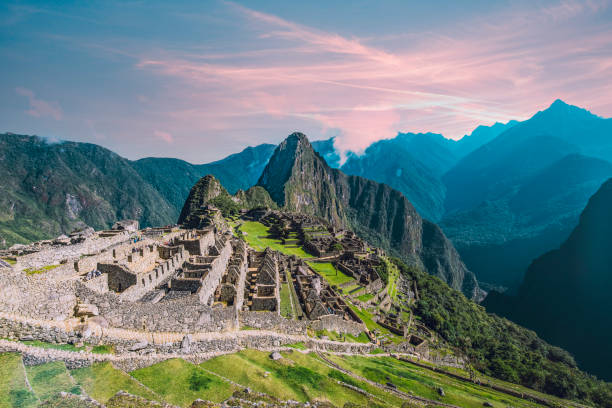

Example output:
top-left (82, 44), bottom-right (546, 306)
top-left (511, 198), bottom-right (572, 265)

top-left (286, 131), bottom-right (309, 142)
top-left (537, 98), bottom-right (596, 119)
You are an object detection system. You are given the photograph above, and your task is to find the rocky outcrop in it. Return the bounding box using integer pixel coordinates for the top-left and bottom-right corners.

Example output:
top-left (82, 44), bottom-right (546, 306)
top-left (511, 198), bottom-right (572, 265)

top-left (257, 133), bottom-right (482, 299)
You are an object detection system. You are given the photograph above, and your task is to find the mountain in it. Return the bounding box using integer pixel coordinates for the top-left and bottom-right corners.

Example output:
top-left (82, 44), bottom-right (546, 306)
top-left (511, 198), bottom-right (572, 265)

top-left (441, 100), bottom-right (612, 287)
top-left (336, 122), bottom-right (518, 222)
top-left (484, 177), bottom-right (612, 381)
top-left (340, 133), bottom-right (455, 221)
top-left (257, 132), bottom-right (482, 299)
top-left (0, 133), bottom-right (276, 248)
top-left (311, 137), bottom-right (341, 168)
top-left (0, 133), bottom-right (176, 246)
top-left (132, 143), bottom-right (275, 210)
top-left (449, 120), bottom-right (519, 158)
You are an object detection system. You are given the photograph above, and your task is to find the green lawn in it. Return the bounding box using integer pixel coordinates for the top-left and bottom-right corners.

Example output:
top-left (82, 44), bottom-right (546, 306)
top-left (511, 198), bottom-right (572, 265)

top-left (26, 361), bottom-right (81, 401)
top-left (279, 283), bottom-right (294, 318)
top-left (0, 353), bottom-right (37, 408)
top-left (200, 349), bottom-right (403, 407)
top-left (385, 258), bottom-right (400, 300)
top-left (326, 355), bottom-right (546, 408)
top-left (307, 262), bottom-right (355, 286)
top-left (130, 358), bottom-right (235, 407)
top-left (239, 221), bottom-right (313, 258)
top-left (356, 293), bottom-right (375, 302)
top-left (71, 362), bottom-right (159, 403)
top-left (9, 339), bottom-right (113, 354)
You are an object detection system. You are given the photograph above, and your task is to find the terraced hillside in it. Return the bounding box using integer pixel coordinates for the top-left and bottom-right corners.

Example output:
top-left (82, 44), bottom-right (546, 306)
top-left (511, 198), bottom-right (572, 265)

top-left (0, 349), bottom-right (587, 408)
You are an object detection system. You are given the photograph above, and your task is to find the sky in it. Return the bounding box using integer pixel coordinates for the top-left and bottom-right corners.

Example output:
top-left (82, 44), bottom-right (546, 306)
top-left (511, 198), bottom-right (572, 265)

top-left (1, 0), bottom-right (611, 163)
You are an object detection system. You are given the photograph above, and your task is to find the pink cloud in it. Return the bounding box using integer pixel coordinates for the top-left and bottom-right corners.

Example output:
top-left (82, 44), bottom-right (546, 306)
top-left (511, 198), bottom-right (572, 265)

top-left (133, 1), bottom-right (612, 156)
top-left (15, 87), bottom-right (63, 120)
top-left (154, 130), bottom-right (173, 143)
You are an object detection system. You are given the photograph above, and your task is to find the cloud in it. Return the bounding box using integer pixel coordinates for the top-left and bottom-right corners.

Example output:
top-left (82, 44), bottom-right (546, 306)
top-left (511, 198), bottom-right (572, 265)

top-left (154, 130), bottom-right (173, 143)
top-left (133, 1), bottom-right (612, 156)
top-left (15, 87), bottom-right (63, 120)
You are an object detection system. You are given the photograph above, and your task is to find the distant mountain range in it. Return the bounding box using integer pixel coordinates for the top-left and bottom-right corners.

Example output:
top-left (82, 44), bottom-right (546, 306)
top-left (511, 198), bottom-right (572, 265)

top-left (2, 99), bottom-right (611, 291)
top-left (484, 177), bottom-right (612, 381)
top-left (321, 100), bottom-right (612, 289)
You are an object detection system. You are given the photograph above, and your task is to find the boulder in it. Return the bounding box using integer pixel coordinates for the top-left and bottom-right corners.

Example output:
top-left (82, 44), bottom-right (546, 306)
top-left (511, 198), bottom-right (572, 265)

top-left (437, 387), bottom-right (445, 397)
top-left (53, 235), bottom-right (71, 245)
top-left (483, 402), bottom-right (493, 407)
top-left (128, 340), bottom-right (148, 351)
top-left (270, 351), bottom-right (282, 360)
top-left (181, 334), bottom-right (192, 353)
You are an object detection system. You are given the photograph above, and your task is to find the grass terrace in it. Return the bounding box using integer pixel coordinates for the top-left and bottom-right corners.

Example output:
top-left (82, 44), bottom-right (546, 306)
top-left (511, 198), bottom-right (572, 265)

top-left (326, 354), bottom-right (546, 408)
top-left (307, 261), bottom-right (354, 287)
top-left (71, 362), bottom-right (159, 403)
top-left (200, 349), bottom-right (404, 406)
top-left (130, 358), bottom-right (236, 406)
top-left (238, 221), bottom-right (313, 258)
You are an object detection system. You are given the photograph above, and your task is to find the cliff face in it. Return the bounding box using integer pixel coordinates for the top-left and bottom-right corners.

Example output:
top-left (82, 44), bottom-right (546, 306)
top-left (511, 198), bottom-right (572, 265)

top-left (258, 133), bottom-right (482, 299)
top-left (484, 178), bottom-right (612, 380)
top-left (258, 133), bottom-right (345, 225)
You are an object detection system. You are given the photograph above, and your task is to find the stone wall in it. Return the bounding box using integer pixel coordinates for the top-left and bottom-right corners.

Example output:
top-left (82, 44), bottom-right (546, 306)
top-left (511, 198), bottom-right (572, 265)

top-left (74, 283), bottom-right (236, 332)
top-left (309, 315), bottom-right (365, 337)
top-left (0, 270), bottom-right (76, 320)
top-left (239, 311), bottom-right (308, 335)
top-left (17, 232), bottom-right (131, 271)
top-left (84, 274), bottom-right (109, 293)
top-left (196, 238), bottom-right (232, 304)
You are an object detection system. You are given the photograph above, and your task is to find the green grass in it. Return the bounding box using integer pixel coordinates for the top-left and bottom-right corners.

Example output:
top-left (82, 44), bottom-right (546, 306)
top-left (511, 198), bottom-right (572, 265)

top-left (91, 344), bottom-right (114, 354)
top-left (385, 257), bottom-right (400, 300)
top-left (0, 353), bottom-right (38, 408)
top-left (327, 355), bottom-right (547, 408)
top-left (12, 339), bottom-right (113, 354)
top-left (1, 258), bottom-right (16, 265)
top-left (200, 349), bottom-right (403, 407)
top-left (345, 332), bottom-right (371, 343)
top-left (279, 283), bottom-right (294, 319)
top-left (70, 362), bottom-right (159, 403)
top-left (285, 342), bottom-right (307, 350)
top-left (344, 284), bottom-right (364, 295)
top-left (130, 358), bottom-right (235, 407)
top-left (344, 302), bottom-right (401, 343)
top-left (238, 221), bottom-right (313, 258)
top-left (23, 264), bottom-right (60, 275)
top-left (307, 262), bottom-right (355, 286)
top-left (26, 361), bottom-right (81, 401)
top-left (356, 293), bottom-right (375, 302)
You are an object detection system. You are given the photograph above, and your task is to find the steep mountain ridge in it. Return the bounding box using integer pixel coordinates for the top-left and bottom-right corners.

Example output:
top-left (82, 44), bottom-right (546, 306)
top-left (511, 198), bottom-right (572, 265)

top-left (0, 133), bottom-right (176, 247)
top-left (484, 177), bottom-right (612, 380)
top-left (257, 132), bottom-right (482, 299)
